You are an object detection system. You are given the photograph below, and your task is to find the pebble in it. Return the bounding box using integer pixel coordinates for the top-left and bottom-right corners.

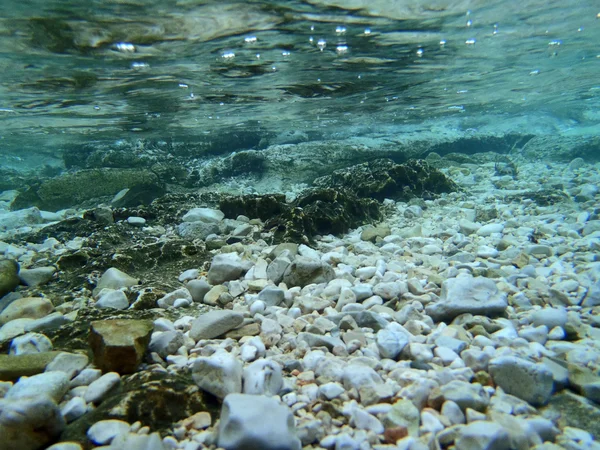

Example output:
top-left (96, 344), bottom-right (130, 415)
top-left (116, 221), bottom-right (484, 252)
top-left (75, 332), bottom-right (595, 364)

top-left (243, 358), bottom-right (283, 396)
top-left (87, 419), bottom-right (130, 445)
top-left (6, 371), bottom-right (70, 402)
top-left (84, 372), bottom-right (121, 403)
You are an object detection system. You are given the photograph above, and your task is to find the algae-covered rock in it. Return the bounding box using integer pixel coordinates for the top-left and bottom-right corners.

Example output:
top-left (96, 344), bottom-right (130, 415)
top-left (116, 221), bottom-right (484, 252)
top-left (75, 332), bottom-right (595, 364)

top-left (0, 351), bottom-right (62, 382)
top-left (13, 168), bottom-right (160, 211)
top-left (313, 158), bottom-right (458, 201)
top-left (0, 259), bottom-right (20, 299)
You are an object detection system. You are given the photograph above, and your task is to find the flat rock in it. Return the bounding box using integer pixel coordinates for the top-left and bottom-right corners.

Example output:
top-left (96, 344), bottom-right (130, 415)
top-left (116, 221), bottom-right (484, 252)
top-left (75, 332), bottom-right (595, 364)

top-left (189, 310), bottom-right (244, 341)
top-left (489, 356), bottom-right (554, 406)
top-left (425, 275), bottom-right (508, 322)
top-left (89, 319), bottom-right (153, 374)
top-left (217, 393), bottom-right (301, 450)
top-left (0, 297), bottom-right (54, 326)
top-left (45, 352), bottom-right (89, 380)
top-left (87, 419), bottom-right (130, 445)
top-left (0, 351), bottom-right (62, 381)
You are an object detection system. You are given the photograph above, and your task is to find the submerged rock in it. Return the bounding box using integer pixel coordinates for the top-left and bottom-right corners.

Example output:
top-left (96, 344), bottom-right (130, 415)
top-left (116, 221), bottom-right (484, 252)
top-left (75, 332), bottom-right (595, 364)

top-left (0, 259), bottom-right (20, 299)
top-left (88, 319), bottom-right (153, 374)
top-left (313, 158), bottom-right (458, 201)
top-left (217, 393), bottom-right (301, 450)
top-left (12, 168), bottom-right (160, 211)
top-left (426, 275), bottom-right (508, 322)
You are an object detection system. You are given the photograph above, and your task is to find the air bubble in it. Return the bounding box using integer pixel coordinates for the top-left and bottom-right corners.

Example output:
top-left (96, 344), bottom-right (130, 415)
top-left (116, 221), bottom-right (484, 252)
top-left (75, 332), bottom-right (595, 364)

top-left (317, 39), bottom-right (326, 51)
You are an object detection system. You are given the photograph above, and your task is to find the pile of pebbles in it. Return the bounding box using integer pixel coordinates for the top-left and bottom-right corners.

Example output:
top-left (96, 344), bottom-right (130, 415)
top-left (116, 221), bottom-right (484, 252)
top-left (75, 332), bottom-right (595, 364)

top-left (0, 157), bottom-right (599, 450)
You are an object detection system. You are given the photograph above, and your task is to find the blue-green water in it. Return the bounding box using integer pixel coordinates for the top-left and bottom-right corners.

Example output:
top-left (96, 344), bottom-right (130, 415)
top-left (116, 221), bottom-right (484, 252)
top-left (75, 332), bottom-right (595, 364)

top-left (1, 0), bottom-right (599, 168)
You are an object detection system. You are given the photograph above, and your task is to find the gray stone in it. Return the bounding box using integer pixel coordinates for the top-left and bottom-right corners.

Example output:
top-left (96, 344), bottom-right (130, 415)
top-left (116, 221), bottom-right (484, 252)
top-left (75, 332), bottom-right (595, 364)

top-left (218, 393), bottom-right (301, 450)
top-left (454, 421), bottom-right (510, 450)
top-left (425, 275), bottom-right (508, 322)
top-left (327, 310), bottom-right (389, 331)
top-left (530, 307), bottom-right (568, 329)
top-left (296, 296), bottom-right (332, 314)
top-left (0, 259), bottom-right (20, 299)
top-left (149, 331), bottom-right (185, 359)
top-left (190, 310), bottom-right (244, 341)
top-left (0, 207), bottom-right (44, 232)
top-left (126, 216), bottom-right (146, 226)
top-left (568, 364), bottom-right (600, 404)
top-left (186, 279), bottom-right (211, 303)
top-left (182, 207), bottom-right (224, 223)
top-left (45, 352), bottom-right (89, 380)
top-left (257, 285), bottom-right (285, 307)
top-left (207, 253), bottom-right (250, 285)
top-left (266, 254), bottom-right (292, 284)
top-left (93, 268), bottom-right (138, 297)
top-left (376, 327), bottom-right (410, 359)
top-left (489, 356), bottom-right (554, 406)
top-left (87, 419), bottom-right (130, 445)
top-left (156, 288), bottom-right (193, 308)
top-left (95, 289), bottom-right (129, 310)
top-left (439, 380), bottom-right (490, 412)
top-left (297, 332), bottom-right (344, 351)
top-left (0, 297), bottom-right (54, 326)
top-left (10, 332), bottom-right (53, 355)
top-left (192, 351), bottom-right (242, 399)
top-left (177, 221), bottom-right (220, 240)
top-left (6, 371), bottom-right (69, 403)
top-left (18, 266), bottom-right (56, 287)
top-left (84, 372), bottom-right (121, 404)
top-left (24, 312), bottom-right (69, 333)
top-left (342, 364), bottom-right (387, 406)
top-left (0, 395), bottom-right (65, 450)
top-left (48, 441), bottom-right (84, 450)
top-left (108, 431), bottom-right (166, 450)
top-left (282, 256), bottom-right (335, 288)
top-left (243, 358), bottom-right (283, 396)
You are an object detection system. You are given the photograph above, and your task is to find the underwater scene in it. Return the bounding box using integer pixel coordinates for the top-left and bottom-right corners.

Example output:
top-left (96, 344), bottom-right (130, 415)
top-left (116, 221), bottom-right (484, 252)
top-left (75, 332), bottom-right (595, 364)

top-left (0, 0), bottom-right (599, 449)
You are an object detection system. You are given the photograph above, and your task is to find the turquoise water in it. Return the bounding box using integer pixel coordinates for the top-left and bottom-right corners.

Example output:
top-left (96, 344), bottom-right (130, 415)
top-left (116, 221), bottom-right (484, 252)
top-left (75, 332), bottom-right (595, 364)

top-left (1, 0), bottom-right (599, 168)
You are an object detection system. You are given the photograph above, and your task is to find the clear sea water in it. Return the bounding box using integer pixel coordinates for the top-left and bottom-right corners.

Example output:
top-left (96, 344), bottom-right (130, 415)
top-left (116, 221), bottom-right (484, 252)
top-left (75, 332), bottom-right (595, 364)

top-left (1, 0), bottom-right (599, 171)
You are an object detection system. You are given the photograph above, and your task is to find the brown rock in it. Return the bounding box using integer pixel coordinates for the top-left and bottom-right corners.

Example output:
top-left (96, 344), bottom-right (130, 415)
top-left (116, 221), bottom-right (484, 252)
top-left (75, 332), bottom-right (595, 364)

top-left (89, 319), bottom-right (153, 374)
top-left (384, 426), bottom-right (408, 444)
